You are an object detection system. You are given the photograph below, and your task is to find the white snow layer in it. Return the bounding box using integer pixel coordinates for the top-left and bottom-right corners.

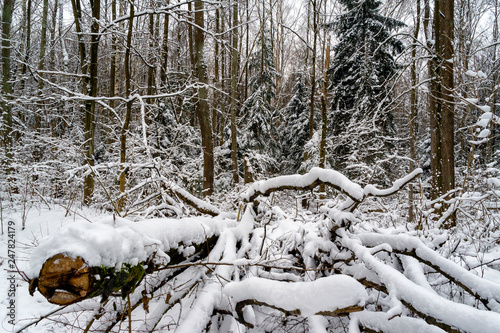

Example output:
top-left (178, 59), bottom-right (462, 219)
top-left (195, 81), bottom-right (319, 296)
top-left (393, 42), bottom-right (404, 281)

top-left (27, 215), bottom-right (234, 278)
top-left (223, 275), bottom-right (368, 317)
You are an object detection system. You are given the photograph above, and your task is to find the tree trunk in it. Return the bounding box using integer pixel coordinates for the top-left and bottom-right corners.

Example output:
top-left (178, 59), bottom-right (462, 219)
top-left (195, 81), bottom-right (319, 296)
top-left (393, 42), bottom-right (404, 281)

top-left (83, 0), bottom-right (100, 205)
top-left (308, 0), bottom-right (317, 143)
top-left (35, 0), bottom-right (49, 131)
top-left (147, 10), bottom-right (155, 102)
top-left (18, 0), bottom-right (32, 94)
top-left (194, 0), bottom-right (214, 196)
top-left (160, 0), bottom-right (169, 84)
top-left (230, 0), bottom-right (240, 184)
top-left (1, 0), bottom-right (15, 167)
top-left (118, 0), bottom-right (135, 211)
top-left (409, 0), bottom-right (421, 224)
top-left (109, 0), bottom-right (117, 111)
top-left (430, 0), bottom-right (455, 226)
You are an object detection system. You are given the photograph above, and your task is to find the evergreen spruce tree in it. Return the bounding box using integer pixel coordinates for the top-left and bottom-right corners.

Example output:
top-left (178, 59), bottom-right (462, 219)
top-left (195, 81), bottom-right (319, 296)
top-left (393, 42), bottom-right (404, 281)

top-left (279, 76), bottom-right (310, 174)
top-left (239, 29), bottom-right (280, 177)
top-left (327, 0), bottom-right (404, 184)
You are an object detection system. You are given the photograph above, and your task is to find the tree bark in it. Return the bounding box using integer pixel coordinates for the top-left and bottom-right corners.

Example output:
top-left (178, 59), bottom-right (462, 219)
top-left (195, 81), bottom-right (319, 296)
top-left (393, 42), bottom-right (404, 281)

top-left (194, 0), bottom-right (214, 196)
top-left (1, 0), bottom-right (15, 167)
top-left (308, 0), bottom-right (318, 142)
top-left (319, 39), bottom-right (330, 194)
top-left (409, 0), bottom-right (421, 224)
top-left (35, 0), bottom-right (49, 131)
top-left (83, 0), bottom-right (100, 205)
top-left (118, 0), bottom-right (135, 211)
top-left (429, 0), bottom-right (455, 225)
top-left (230, 0), bottom-right (240, 184)
top-left (109, 0), bottom-right (117, 111)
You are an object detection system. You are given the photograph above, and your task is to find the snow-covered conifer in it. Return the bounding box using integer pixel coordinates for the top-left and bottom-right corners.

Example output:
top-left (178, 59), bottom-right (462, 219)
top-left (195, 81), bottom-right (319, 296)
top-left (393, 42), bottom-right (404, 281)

top-left (327, 0), bottom-right (404, 184)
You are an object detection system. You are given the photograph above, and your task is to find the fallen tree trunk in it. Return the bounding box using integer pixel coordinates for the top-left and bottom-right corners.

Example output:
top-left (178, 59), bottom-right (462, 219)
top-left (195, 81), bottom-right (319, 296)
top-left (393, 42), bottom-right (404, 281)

top-left (28, 216), bottom-right (232, 305)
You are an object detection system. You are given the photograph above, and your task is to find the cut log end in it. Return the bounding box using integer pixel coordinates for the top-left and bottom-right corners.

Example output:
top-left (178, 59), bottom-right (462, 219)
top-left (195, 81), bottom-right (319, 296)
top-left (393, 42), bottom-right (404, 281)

top-left (33, 254), bottom-right (92, 305)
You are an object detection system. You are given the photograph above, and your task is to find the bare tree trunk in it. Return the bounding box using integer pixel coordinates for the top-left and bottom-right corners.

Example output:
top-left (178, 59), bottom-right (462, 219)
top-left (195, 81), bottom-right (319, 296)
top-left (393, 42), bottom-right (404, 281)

top-left (147, 9), bottom-right (155, 102)
top-left (409, 0), bottom-right (421, 224)
top-left (319, 39), bottom-right (330, 194)
top-left (308, 0), bottom-right (317, 142)
top-left (18, 0), bottom-right (31, 93)
top-left (83, 0), bottom-right (100, 205)
top-left (118, 0), bottom-right (135, 211)
top-left (429, 0), bottom-right (455, 226)
top-left (188, 2), bottom-right (196, 126)
top-left (160, 0), bottom-right (169, 84)
top-left (1, 0), bottom-right (15, 167)
top-left (230, 0), bottom-right (240, 184)
top-left (213, 7), bottom-right (220, 142)
top-left (35, 0), bottom-right (49, 132)
top-left (194, 0), bottom-right (214, 196)
top-left (109, 0), bottom-right (117, 111)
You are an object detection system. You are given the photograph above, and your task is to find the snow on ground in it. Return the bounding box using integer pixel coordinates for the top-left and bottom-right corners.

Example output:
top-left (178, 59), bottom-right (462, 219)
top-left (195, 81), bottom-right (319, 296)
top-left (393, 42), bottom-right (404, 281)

top-left (0, 206), bottom-right (105, 333)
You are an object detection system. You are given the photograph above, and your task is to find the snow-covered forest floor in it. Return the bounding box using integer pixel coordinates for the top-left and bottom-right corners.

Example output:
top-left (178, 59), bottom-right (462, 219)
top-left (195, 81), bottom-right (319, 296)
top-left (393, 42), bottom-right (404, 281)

top-left (1, 167), bottom-right (499, 333)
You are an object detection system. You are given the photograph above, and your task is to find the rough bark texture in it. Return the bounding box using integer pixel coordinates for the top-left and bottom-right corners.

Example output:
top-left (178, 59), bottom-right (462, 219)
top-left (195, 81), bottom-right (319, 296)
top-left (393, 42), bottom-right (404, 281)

top-left (430, 0), bottom-right (455, 223)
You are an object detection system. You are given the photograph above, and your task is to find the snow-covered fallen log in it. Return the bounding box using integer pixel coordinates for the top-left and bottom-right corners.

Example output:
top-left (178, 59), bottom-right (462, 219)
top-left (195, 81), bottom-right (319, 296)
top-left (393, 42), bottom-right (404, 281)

top-left (340, 229), bottom-right (500, 333)
top-left (27, 215), bottom-right (235, 305)
top-left (242, 167), bottom-right (422, 211)
top-left (356, 232), bottom-right (500, 310)
top-left (223, 275), bottom-right (367, 323)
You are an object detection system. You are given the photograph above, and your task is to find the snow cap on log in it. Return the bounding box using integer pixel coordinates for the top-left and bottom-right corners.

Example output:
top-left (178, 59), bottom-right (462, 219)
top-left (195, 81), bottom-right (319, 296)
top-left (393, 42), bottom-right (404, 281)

top-left (241, 167), bottom-right (364, 202)
top-left (223, 275), bottom-right (367, 317)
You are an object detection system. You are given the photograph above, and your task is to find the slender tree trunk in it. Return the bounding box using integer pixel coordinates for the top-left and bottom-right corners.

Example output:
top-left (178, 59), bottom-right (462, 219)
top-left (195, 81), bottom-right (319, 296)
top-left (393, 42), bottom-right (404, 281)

top-left (147, 10), bottom-right (155, 102)
top-left (409, 0), bottom-right (421, 224)
top-left (118, 0), bottom-right (135, 210)
top-left (194, 0), bottom-right (214, 196)
top-left (213, 7), bottom-right (220, 141)
top-left (308, 0), bottom-right (317, 141)
top-left (109, 0), bottom-right (117, 110)
top-left (319, 39), bottom-right (330, 194)
top-left (83, 0), bottom-right (100, 205)
top-left (230, 0), bottom-right (240, 183)
top-left (489, 1), bottom-right (499, 161)
top-left (244, 0), bottom-right (249, 101)
top-left (188, 2), bottom-right (196, 126)
top-left (70, 0), bottom-right (88, 93)
top-left (160, 0), bottom-right (169, 84)
top-left (35, 0), bottom-right (49, 131)
top-left (1, 0), bottom-right (15, 167)
top-left (19, 0), bottom-right (31, 93)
